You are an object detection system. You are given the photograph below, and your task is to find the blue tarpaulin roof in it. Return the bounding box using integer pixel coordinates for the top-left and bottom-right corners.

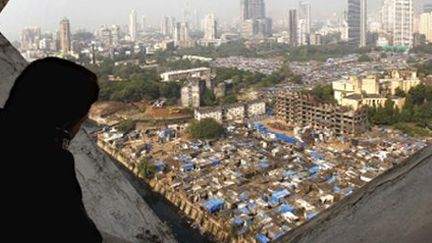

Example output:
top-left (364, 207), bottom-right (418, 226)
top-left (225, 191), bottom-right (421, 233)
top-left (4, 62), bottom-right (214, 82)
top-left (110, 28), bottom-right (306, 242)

top-left (159, 129), bottom-right (175, 138)
top-left (233, 217), bottom-right (243, 225)
top-left (181, 163), bottom-right (195, 171)
top-left (179, 156), bottom-right (192, 163)
top-left (308, 165), bottom-right (320, 175)
top-left (212, 160), bottom-right (221, 167)
top-left (239, 192), bottom-right (249, 201)
top-left (266, 108), bottom-right (274, 116)
top-left (248, 203), bottom-right (257, 210)
top-left (271, 189), bottom-right (290, 204)
top-left (278, 203), bottom-right (296, 214)
top-left (239, 207), bottom-right (250, 214)
top-left (333, 186), bottom-right (341, 192)
top-left (154, 161), bottom-right (165, 171)
top-left (326, 175), bottom-right (336, 184)
top-left (310, 151), bottom-right (324, 160)
top-left (306, 212), bottom-right (318, 220)
top-left (259, 160), bottom-right (269, 169)
top-left (202, 198), bottom-right (225, 213)
top-left (284, 170), bottom-right (296, 178)
top-left (254, 123), bottom-right (304, 146)
top-left (256, 234), bottom-right (270, 243)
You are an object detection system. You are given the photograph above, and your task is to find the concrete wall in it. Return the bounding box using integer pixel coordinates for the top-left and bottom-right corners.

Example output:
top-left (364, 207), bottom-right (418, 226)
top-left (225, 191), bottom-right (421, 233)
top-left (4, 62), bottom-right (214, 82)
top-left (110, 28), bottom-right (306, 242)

top-left (0, 2), bottom-right (176, 242)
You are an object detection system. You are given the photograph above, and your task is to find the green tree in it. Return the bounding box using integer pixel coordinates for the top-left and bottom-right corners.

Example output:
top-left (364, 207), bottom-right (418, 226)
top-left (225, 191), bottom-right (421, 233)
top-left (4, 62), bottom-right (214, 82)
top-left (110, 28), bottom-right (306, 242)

top-left (418, 102), bottom-right (432, 120)
top-left (159, 82), bottom-right (181, 99)
top-left (409, 84), bottom-right (427, 106)
top-left (384, 99), bottom-right (397, 124)
top-left (188, 118), bottom-right (224, 139)
top-left (394, 87), bottom-right (406, 97)
top-left (311, 84), bottom-right (337, 103)
top-left (138, 157), bottom-right (157, 179)
top-left (202, 89), bottom-right (217, 106)
top-left (117, 120), bottom-right (135, 133)
top-left (220, 94), bottom-right (237, 105)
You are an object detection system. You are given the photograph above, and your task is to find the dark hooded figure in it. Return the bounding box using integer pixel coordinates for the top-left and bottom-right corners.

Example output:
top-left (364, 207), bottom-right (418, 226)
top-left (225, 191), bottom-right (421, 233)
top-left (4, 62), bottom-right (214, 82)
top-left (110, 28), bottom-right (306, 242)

top-left (0, 57), bottom-right (103, 242)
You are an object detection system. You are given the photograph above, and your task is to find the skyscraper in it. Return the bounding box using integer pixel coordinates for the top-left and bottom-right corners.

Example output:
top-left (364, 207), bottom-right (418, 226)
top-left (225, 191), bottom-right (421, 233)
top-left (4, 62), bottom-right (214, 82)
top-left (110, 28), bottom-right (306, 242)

top-left (111, 25), bottom-right (120, 46)
top-left (381, 0), bottom-right (394, 34)
top-left (348, 0), bottom-right (367, 47)
top-left (20, 27), bottom-right (41, 50)
top-left (161, 16), bottom-right (170, 36)
top-left (381, 0), bottom-right (414, 47)
top-left (204, 14), bottom-right (217, 41)
top-left (394, 0), bottom-right (413, 47)
top-left (174, 22), bottom-right (192, 48)
top-left (161, 16), bottom-right (176, 37)
top-left (129, 10), bottom-right (137, 42)
top-left (241, 0), bottom-right (265, 20)
top-left (240, 0), bottom-right (272, 38)
top-left (99, 26), bottom-right (112, 47)
top-left (298, 1), bottom-right (311, 46)
top-left (59, 18), bottom-right (71, 53)
top-left (289, 9), bottom-right (298, 47)
top-left (141, 16), bottom-right (147, 32)
top-left (420, 12), bottom-right (432, 43)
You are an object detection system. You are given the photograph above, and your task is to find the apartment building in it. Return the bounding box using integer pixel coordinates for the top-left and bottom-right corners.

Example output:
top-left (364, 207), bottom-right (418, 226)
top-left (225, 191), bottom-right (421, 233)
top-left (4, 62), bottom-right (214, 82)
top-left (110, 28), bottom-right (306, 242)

top-left (276, 92), bottom-right (369, 135)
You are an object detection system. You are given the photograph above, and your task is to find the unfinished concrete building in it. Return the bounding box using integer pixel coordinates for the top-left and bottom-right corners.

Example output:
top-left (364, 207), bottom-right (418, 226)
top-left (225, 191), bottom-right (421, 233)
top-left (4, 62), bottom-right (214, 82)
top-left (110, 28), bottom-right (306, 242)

top-left (181, 80), bottom-right (205, 108)
top-left (276, 92), bottom-right (369, 135)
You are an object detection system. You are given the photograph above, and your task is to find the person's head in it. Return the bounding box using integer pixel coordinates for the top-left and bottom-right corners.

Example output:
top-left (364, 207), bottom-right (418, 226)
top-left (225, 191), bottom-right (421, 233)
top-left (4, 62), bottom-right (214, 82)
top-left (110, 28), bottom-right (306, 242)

top-left (4, 57), bottom-right (99, 138)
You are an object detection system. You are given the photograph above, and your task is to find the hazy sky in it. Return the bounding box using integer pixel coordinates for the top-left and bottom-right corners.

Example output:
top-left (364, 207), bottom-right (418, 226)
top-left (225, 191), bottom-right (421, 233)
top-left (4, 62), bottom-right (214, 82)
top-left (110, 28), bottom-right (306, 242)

top-left (0, 0), bottom-right (429, 41)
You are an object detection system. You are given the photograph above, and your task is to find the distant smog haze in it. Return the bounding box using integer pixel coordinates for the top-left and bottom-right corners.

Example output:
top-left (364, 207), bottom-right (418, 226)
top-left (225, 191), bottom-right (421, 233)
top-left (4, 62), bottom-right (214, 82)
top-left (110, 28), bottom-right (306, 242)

top-left (0, 0), bottom-right (429, 41)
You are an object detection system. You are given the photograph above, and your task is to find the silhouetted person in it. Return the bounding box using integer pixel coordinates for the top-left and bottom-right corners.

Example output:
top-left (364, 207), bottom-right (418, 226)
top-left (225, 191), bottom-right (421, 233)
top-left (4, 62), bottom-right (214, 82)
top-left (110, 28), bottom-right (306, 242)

top-left (0, 57), bottom-right (102, 242)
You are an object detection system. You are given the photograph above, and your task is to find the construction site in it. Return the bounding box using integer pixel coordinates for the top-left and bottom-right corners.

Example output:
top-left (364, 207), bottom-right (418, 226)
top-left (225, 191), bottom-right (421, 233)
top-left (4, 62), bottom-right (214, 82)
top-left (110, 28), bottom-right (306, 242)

top-left (89, 100), bottom-right (193, 128)
top-left (276, 92), bottom-right (370, 136)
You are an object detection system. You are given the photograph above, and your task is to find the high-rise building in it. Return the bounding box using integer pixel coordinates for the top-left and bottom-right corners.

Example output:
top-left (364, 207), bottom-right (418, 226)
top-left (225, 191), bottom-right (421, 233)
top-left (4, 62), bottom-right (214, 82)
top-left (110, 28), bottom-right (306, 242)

top-left (174, 22), bottom-right (193, 48)
top-left (348, 0), bottom-right (367, 47)
top-left (203, 14), bottom-right (217, 41)
top-left (394, 0), bottom-right (414, 47)
top-left (111, 25), bottom-right (120, 46)
top-left (161, 16), bottom-right (176, 37)
top-left (59, 18), bottom-right (71, 53)
top-left (193, 9), bottom-right (200, 31)
top-left (161, 16), bottom-right (170, 36)
top-left (240, 0), bottom-right (272, 38)
top-left (310, 33), bottom-right (322, 45)
top-left (20, 27), bottom-right (41, 50)
top-left (381, 0), bottom-right (394, 34)
top-left (298, 1), bottom-right (311, 46)
top-left (183, 0), bottom-right (192, 23)
top-left (420, 12), bottom-right (432, 43)
top-left (99, 26), bottom-right (112, 47)
top-left (289, 9), bottom-right (298, 46)
top-left (241, 0), bottom-right (265, 20)
top-left (381, 0), bottom-right (414, 47)
top-left (129, 10), bottom-right (137, 41)
top-left (141, 16), bottom-right (147, 32)
top-left (425, 4), bottom-right (432, 13)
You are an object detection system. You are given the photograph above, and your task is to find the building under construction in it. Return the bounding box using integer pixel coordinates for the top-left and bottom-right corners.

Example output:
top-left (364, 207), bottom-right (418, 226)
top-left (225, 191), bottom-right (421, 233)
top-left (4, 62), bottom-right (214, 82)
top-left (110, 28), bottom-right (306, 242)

top-left (276, 92), bottom-right (369, 135)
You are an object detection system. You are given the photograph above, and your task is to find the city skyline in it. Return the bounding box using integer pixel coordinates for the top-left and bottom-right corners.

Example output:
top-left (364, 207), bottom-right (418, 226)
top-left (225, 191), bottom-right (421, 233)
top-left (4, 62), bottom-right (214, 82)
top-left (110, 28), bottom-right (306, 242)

top-left (0, 0), bottom-right (428, 41)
